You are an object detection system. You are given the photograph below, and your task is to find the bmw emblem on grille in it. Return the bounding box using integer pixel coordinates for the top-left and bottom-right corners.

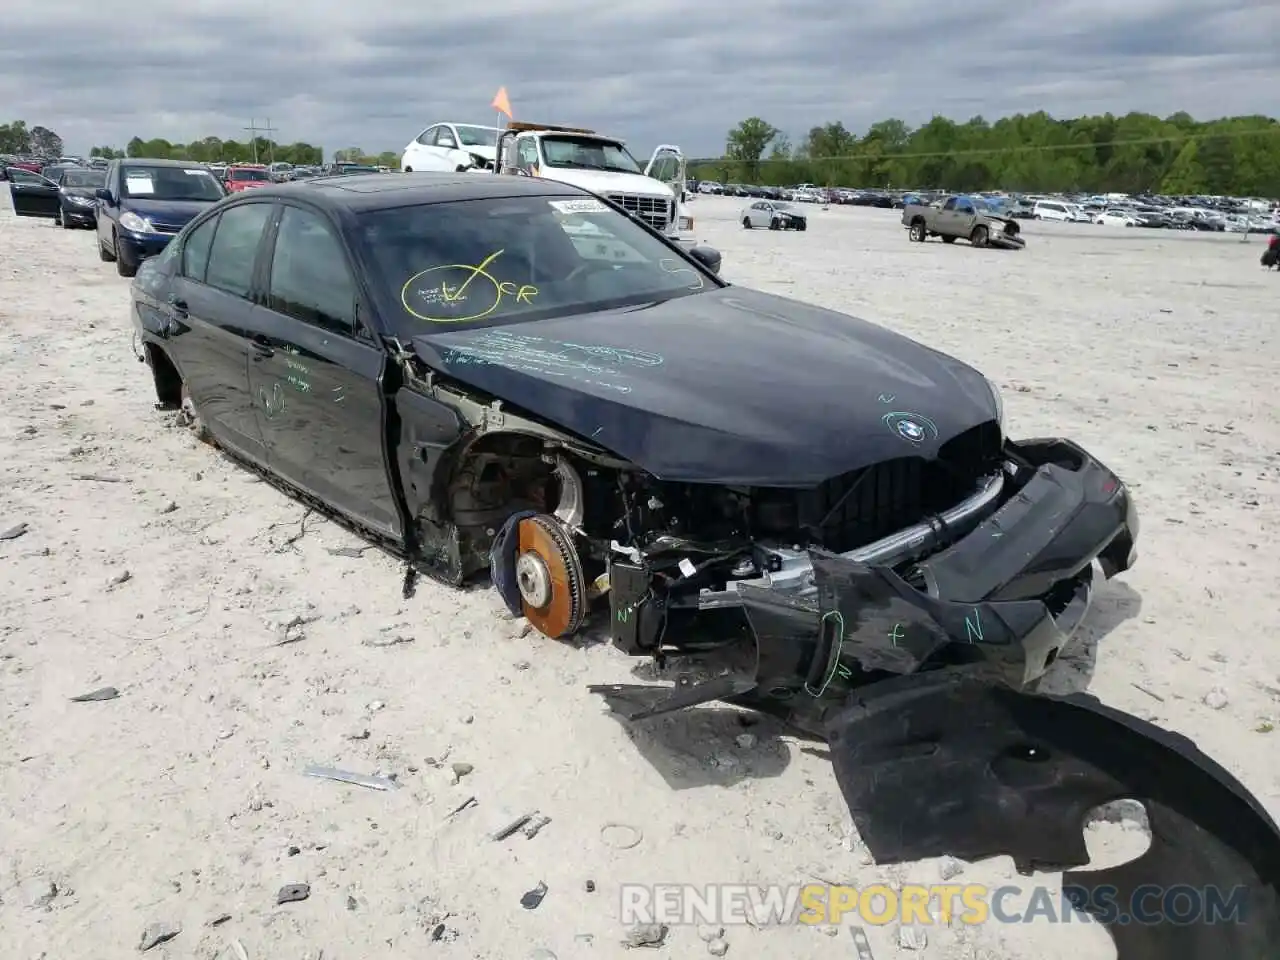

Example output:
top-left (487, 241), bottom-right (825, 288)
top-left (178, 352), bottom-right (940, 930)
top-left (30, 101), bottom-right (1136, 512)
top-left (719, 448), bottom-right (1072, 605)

top-left (882, 411), bottom-right (938, 444)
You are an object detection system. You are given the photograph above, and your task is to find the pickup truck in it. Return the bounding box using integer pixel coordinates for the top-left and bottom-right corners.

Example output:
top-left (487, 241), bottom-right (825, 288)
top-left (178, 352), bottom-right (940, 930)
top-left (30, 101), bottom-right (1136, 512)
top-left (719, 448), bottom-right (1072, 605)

top-left (901, 195), bottom-right (1025, 249)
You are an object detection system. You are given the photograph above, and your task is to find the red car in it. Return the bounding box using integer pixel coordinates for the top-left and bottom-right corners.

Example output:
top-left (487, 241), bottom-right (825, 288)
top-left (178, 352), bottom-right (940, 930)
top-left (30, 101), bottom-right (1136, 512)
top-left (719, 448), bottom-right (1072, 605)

top-left (224, 165), bottom-right (271, 192)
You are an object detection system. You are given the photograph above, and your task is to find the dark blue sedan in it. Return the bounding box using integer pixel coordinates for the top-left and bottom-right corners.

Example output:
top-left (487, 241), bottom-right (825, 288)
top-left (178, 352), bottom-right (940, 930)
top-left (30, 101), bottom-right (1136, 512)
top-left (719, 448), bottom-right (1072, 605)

top-left (95, 158), bottom-right (227, 277)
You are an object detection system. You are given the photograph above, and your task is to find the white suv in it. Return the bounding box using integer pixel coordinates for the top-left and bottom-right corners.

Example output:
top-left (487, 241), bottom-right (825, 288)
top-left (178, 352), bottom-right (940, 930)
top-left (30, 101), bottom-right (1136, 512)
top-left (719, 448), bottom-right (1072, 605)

top-left (1032, 200), bottom-right (1074, 222)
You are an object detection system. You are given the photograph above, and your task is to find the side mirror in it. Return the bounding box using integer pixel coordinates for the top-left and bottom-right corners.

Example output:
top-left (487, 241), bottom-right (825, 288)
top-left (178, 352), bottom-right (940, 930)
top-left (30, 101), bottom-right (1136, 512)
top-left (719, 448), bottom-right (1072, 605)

top-left (95, 187), bottom-right (112, 203)
top-left (689, 245), bottom-right (721, 275)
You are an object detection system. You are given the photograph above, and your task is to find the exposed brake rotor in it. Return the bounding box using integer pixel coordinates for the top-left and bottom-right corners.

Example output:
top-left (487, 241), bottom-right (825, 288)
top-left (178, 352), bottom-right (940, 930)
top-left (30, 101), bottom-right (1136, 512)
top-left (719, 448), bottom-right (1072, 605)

top-left (515, 514), bottom-right (587, 639)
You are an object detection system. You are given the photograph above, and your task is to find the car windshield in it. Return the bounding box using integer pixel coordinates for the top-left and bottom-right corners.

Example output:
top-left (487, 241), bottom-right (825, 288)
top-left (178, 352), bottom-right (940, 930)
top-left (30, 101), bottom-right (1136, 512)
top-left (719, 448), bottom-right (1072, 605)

top-left (62, 169), bottom-right (105, 188)
top-left (357, 194), bottom-right (713, 337)
top-left (540, 136), bottom-right (642, 173)
top-left (122, 165), bottom-right (225, 201)
top-left (456, 125), bottom-right (498, 147)
top-left (231, 168), bottom-right (269, 181)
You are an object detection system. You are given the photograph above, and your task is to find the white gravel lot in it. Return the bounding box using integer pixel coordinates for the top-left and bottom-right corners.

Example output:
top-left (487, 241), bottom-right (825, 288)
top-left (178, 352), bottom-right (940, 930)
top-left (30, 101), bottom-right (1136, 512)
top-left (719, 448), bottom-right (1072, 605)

top-left (1, 191), bottom-right (1277, 960)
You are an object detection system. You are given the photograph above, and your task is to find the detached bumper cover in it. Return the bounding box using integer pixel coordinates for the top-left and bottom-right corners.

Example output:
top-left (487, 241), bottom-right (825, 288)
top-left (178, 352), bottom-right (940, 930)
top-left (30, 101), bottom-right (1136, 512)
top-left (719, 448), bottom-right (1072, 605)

top-left (608, 437), bottom-right (1138, 690)
top-left (824, 670), bottom-right (1280, 960)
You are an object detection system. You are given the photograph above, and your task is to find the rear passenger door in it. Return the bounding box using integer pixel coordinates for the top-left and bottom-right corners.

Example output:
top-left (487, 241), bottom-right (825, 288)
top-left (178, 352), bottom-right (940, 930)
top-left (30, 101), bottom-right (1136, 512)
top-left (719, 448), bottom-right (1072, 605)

top-left (166, 202), bottom-right (274, 460)
top-left (243, 202), bottom-right (401, 538)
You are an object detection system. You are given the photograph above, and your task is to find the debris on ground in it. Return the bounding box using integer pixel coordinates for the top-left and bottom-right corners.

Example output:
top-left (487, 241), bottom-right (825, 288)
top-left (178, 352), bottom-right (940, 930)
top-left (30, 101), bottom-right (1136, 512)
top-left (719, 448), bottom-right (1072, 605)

top-left (276, 883), bottom-right (310, 904)
top-left (327, 545), bottom-right (374, 558)
top-left (523, 814), bottom-right (551, 839)
top-left (601, 823), bottom-right (644, 849)
top-left (1203, 687), bottom-right (1229, 710)
top-left (520, 881), bottom-right (548, 909)
top-left (302, 765), bottom-right (398, 791)
top-left (107, 569), bottom-right (131, 589)
top-left (70, 686), bottom-right (120, 702)
top-left (447, 796), bottom-right (476, 818)
top-left (0, 521), bottom-right (29, 541)
top-left (138, 921), bottom-right (181, 951)
top-left (898, 923), bottom-right (928, 950)
top-left (938, 856), bottom-right (965, 880)
top-left (707, 937), bottom-right (729, 956)
top-left (622, 923), bottom-right (668, 948)
top-left (492, 811), bottom-right (536, 841)
top-left (215, 941), bottom-right (249, 960)
top-left (450, 762), bottom-right (474, 783)
top-left (363, 633), bottom-right (413, 648)
top-left (23, 878), bottom-right (59, 908)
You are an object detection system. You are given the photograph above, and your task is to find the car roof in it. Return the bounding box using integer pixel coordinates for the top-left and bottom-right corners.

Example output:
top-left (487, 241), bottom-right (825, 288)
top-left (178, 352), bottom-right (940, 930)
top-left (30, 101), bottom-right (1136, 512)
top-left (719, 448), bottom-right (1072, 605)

top-left (120, 158), bottom-right (210, 167)
top-left (221, 171), bottom-right (585, 213)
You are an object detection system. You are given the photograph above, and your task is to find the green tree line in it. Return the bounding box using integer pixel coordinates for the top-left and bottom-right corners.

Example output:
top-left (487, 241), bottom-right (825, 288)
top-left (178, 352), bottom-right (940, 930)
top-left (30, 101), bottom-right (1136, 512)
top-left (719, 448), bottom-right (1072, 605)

top-left (693, 111), bottom-right (1280, 196)
top-left (0, 120), bottom-right (65, 157)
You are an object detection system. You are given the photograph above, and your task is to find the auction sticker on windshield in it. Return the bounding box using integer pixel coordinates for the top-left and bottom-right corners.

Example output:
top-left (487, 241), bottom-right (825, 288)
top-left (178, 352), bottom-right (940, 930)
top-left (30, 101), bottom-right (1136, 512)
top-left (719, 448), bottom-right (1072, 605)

top-left (183, 169), bottom-right (212, 176)
top-left (549, 198), bottom-right (609, 214)
top-left (125, 175), bottom-right (154, 194)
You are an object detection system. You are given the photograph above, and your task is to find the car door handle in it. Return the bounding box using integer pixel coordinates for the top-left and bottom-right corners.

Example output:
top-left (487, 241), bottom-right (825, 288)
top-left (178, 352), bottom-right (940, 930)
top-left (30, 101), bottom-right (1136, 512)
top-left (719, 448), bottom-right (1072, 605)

top-left (168, 298), bottom-right (188, 317)
top-left (251, 338), bottom-right (274, 359)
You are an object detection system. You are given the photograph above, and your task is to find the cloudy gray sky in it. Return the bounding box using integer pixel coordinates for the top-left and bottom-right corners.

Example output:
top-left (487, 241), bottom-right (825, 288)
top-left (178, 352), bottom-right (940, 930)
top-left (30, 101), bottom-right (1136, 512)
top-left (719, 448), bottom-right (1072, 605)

top-left (4, 0), bottom-right (1278, 159)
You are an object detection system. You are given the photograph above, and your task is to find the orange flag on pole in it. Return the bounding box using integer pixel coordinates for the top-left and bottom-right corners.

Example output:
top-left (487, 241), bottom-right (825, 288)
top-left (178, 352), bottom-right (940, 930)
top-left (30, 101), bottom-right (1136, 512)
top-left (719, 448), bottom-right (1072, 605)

top-left (491, 86), bottom-right (513, 119)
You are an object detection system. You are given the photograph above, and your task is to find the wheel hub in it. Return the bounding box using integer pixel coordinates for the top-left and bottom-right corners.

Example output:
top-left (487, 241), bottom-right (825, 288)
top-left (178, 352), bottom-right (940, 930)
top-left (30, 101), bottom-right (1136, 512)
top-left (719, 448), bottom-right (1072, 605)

top-left (515, 551), bottom-right (552, 608)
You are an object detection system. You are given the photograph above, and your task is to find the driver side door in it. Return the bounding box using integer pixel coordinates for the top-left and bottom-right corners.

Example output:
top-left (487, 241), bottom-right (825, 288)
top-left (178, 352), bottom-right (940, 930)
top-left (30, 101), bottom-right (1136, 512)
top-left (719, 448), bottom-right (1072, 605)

top-left (935, 196), bottom-right (961, 233)
top-left (6, 168), bottom-right (60, 219)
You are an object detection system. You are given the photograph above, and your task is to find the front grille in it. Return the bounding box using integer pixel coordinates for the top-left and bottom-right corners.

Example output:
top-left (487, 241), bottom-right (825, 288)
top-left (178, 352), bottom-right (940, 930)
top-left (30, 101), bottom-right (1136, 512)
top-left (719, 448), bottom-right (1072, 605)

top-left (606, 193), bottom-right (673, 232)
top-left (151, 223), bottom-right (183, 235)
top-left (753, 421), bottom-right (1003, 553)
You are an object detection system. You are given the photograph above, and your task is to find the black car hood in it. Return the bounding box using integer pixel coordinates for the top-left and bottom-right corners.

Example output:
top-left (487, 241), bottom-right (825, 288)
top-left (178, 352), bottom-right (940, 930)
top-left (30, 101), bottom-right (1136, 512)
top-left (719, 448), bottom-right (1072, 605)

top-left (411, 287), bottom-right (999, 485)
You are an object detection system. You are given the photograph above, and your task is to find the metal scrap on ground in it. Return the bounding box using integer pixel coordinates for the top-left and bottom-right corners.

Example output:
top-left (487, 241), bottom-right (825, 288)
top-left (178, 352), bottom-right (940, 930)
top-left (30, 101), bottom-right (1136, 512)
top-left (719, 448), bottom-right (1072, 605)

top-left (302, 765), bottom-right (398, 791)
top-left (70, 686), bottom-right (119, 702)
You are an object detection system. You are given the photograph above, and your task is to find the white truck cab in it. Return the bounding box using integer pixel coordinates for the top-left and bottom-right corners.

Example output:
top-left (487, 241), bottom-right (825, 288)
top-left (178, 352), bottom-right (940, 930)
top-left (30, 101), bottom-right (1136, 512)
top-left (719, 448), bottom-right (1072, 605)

top-left (494, 122), bottom-right (697, 247)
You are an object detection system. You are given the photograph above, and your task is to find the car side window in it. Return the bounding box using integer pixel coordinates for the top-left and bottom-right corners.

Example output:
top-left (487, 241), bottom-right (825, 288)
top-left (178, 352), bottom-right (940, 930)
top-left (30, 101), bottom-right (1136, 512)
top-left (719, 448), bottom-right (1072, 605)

top-left (204, 203), bottom-right (272, 298)
top-left (268, 206), bottom-right (356, 335)
top-left (942, 197), bottom-right (957, 210)
top-left (182, 214), bottom-right (219, 283)
top-left (416, 125), bottom-right (436, 146)
top-left (435, 127), bottom-right (457, 149)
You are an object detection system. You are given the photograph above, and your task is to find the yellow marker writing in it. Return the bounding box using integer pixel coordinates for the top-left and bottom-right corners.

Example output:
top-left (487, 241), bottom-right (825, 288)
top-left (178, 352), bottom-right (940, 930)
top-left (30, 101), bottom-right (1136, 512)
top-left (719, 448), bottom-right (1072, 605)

top-left (517, 285), bottom-right (538, 303)
top-left (449, 249), bottom-right (504, 301)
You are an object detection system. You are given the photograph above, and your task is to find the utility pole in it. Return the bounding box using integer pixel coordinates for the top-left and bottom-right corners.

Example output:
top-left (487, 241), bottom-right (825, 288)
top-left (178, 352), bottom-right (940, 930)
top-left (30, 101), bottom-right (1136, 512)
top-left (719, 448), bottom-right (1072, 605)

top-left (243, 118), bottom-right (278, 164)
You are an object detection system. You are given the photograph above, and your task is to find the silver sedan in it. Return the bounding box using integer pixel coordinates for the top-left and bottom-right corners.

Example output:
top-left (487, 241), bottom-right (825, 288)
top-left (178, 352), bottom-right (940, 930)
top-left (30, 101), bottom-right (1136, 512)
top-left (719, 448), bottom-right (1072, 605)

top-left (741, 200), bottom-right (807, 231)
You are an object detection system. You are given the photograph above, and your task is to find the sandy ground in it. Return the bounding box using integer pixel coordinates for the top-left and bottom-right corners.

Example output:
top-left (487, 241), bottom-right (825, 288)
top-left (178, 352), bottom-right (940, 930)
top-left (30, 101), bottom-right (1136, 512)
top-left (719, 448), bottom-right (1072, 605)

top-left (1, 192), bottom-right (1278, 960)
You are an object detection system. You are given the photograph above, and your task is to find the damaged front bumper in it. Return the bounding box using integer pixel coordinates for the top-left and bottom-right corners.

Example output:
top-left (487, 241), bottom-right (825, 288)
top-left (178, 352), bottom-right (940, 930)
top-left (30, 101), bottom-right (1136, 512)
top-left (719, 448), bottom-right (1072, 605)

top-left (607, 437), bottom-right (1138, 689)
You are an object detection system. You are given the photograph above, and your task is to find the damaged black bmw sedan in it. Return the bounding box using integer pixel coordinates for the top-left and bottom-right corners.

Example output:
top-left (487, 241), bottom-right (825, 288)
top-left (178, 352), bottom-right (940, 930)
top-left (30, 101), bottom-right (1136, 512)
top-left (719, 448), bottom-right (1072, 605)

top-left (129, 173), bottom-right (1138, 689)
